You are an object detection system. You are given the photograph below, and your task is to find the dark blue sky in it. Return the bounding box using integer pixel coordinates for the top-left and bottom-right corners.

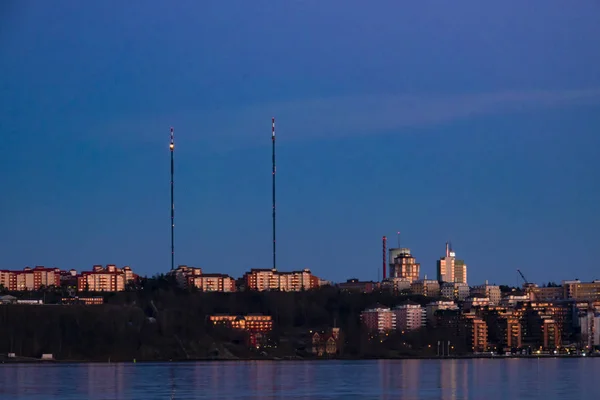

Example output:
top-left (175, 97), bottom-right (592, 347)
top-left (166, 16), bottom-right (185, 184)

top-left (1, 1), bottom-right (600, 285)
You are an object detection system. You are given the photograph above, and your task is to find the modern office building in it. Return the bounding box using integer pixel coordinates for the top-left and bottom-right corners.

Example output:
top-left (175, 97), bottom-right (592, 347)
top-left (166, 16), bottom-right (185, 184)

top-left (436, 242), bottom-right (467, 284)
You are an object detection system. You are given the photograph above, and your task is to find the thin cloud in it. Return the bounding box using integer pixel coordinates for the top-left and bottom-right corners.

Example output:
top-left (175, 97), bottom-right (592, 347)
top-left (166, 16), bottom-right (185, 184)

top-left (97, 88), bottom-right (600, 148)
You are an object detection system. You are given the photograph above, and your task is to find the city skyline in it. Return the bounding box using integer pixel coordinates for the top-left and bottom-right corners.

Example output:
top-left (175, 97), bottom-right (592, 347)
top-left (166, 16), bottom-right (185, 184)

top-left (1, 1), bottom-right (600, 284)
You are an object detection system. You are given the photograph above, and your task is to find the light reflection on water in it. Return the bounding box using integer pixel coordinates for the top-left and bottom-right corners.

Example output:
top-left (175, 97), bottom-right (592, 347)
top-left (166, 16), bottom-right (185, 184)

top-left (0, 359), bottom-right (598, 400)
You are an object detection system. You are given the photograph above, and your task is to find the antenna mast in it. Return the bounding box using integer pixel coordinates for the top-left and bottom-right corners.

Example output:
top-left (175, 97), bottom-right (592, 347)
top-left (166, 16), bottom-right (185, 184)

top-left (382, 236), bottom-right (387, 280)
top-left (170, 127), bottom-right (175, 271)
top-left (272, 117), bottom-right (276, 271)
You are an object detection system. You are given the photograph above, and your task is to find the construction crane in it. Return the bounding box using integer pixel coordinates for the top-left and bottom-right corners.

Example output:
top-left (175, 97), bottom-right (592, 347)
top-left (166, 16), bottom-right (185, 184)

top-left (517, 269), bottom-right (537, 301)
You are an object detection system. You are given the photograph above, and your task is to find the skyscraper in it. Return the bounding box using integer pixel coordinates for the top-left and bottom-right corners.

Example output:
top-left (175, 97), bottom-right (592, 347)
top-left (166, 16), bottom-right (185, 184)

top-left (436, 242), bottom-right (467, 284)
top-left (437, 242), bottom-right (455, 283)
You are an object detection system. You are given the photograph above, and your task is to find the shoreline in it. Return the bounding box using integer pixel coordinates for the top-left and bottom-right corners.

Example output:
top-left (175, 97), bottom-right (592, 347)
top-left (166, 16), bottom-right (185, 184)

top-left (2, 354), bottom-right (598, 364)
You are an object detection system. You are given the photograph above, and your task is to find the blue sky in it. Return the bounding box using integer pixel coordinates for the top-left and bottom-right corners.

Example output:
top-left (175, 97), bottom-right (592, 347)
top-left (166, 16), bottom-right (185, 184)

top-left (1, 0), bottom-right (599, 285)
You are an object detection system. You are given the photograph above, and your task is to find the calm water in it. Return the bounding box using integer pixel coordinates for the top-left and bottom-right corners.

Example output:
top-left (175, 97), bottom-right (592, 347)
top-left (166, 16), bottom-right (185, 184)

top-left (0, 359), bottom-right (599, 399)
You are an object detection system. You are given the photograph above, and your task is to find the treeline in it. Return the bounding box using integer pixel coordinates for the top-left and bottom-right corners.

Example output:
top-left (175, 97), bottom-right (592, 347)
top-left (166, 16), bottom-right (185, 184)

top-left (0, 276), bottom-right (454, 361)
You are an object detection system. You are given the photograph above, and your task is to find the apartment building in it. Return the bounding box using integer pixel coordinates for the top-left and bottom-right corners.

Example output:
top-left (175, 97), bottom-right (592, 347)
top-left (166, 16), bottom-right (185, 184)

top-left (440, 282), bottom-right (470, 301)
top-left (426, 301), bottom-right (459, 325)
top-left (244, 268), bottom-right (319, 291)
top-left (77, 265), bottom-right (135, 292)
top-left (0, 267), bottom-right (61, 291)
top-left (411, 278), bottom-right (440, 297)
top-left (471, 282), bottom-right (501, 305)
top-left (361, 306), bottom-right (396, 333)
top-left (393, 303), bottom-right (425, 332)
top-left (170, 265), bottom-right (202, 287)
top-left (209, 314), bottom-right (273, 332)
top-left (542, 318), bottom-right (561, 350)
top-left (563, 280), bottom-right (600, 301)
top-left (463, 316), bottom-right (488, 353)
top-left (187, 274), bottom-right (235, 292)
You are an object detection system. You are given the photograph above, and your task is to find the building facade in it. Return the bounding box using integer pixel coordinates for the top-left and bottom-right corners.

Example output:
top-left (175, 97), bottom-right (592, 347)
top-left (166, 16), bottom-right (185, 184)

top-left (436, 243), bottom-right (468, 284)
top-left (471, 282), bottom-right (502, 305)
top-left (463, 316), bottom-right (488, 353)
top-left (411, 278), bottom-right (440, 297)
top-left (187, 274), bottom-right (235, 292)
top-left (361, 306), bottom-right (396, 333)
top-left (388, 248), bottom-right (420, 282)
top-left (563, 280), bottom-right (600, 301)
top-left (393, 303), bottom-right (425, 331)
top-left (0, 267), bottom-right (61, 291)
top-left (244, 268), bottom-right (319, 291)
top-left (440, 282), bottom-right (470, 301)
top-left (209, 314), bottom-right (273, 332)
top-left (77, 265), bottom-right (135, 292)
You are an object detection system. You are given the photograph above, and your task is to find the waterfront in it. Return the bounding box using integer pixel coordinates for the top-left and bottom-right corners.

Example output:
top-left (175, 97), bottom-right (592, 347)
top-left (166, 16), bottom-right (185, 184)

top-left (0, 359), bottom-right (599, 399)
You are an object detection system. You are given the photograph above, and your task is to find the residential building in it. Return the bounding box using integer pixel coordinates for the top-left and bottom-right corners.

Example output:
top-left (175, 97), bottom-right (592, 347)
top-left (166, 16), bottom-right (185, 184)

top-left (209, 314), bottom-right (273, 332)
top-left (168, 265), bottom-right (235, 292)
top-left (244, 268), bottom-right (319, 291)
top-left (411, 278), bottom-right (440, 297)
top-left (563, 280), bottom-right (600, 301)
top-left (311, 328), bottom-right (341, 356)
top-left (77, 265), bottom-right (135, 292)
top-left (0, 267), bottom-right (61, 291)
top-left (361, 306), bottom-right (396, 333)
top-left (531, 285), bottom-right (564, 301)
top-left (516, 305), bottom-right (564, 350)
top-left (542, 318), bottom-right (561, 350)
top-left (187, 274), bottom-right (236, 292)
top-left (500, 294), bottom-right (530, 308)
top-left (387, 277), bottom-right (412, 292)
top-left (61, 296), bottom-right (104, 305)
top-left (463, 296), bottom-right (490, 311)
top-left (169, 265), bottom-right (202, 287)
top-left (471, 282), bottom-right (501, 305)
top-left (485, 311), bottom-right (522, 351)
top-left (338, 279), bottom-right (376, 293)
top-left (440, 282), bottom-right (470, 301)
top-left (426, 301), bottom-right (459, 325)
top-left (577, 307), bottom-right (600, 350)
top-left (393, 303), bottom-right (425, 331)
top-left (388, 248), bottom-right (420, 282)
top-left (463, 316), bottom-right (488, 353)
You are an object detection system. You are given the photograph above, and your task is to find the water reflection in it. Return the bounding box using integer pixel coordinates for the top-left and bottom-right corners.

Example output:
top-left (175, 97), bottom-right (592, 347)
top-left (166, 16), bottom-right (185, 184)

top-left (0, 359), bottom-right (599, 399)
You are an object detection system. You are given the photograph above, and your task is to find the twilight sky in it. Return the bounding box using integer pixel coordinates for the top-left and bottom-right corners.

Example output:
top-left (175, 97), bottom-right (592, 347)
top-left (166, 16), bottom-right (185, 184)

top-left (1, 0), bottom-right (600, 285)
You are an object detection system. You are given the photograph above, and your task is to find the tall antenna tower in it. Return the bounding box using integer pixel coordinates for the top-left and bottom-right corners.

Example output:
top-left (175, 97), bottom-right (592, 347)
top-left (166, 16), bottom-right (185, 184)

top-left (382, 236), bottom-right (387, 280)
top-left (170, 127), bottom-right (175, 271)
top-left (272, 117), bottom-right (276, 271)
